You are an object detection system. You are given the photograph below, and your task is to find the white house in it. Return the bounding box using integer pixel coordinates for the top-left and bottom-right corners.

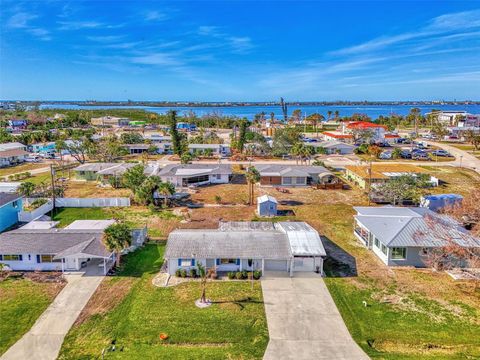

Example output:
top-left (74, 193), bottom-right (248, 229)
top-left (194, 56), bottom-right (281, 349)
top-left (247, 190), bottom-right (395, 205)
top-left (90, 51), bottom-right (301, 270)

top-left (307, 141), bottom-right (356, 155)
top-left (156, 164), bottom-right (232, 187)
top-left (165, 221), bottom-right (327, 276)
top-left (0, 142), bottom-right (29, 167)
top-left (0, 220), bottom-right (147, 274)
top-left (188, 144), bottom-right (231, 157)
top-left (255, 164), bottom-right (336, 187)
top-left (353, 206), bottom-right (480, 267)
top-left (257, 195), bottom-right (278, 217)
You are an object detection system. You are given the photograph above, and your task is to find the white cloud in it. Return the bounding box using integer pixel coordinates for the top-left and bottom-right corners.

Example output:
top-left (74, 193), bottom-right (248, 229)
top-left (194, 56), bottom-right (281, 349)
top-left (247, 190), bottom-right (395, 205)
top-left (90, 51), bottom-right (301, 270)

top-left (7, 12), bottom-right (38, 28)
top-left (87, 35), bottom-right (125, 42)
top-left (144, 10), bottom-right (167, 21)
top-left (130, 53), bottom-right (180, 66)
top-left (28, 28), bottom-right (51, 41)
top-left (58, 21), bottom-right (123, 30)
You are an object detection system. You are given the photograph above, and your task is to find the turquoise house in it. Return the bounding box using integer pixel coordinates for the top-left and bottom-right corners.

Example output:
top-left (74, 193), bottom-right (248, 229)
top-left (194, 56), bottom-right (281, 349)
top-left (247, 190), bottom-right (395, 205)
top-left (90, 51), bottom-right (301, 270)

top-left (0, 193), bottom-right (22, 232)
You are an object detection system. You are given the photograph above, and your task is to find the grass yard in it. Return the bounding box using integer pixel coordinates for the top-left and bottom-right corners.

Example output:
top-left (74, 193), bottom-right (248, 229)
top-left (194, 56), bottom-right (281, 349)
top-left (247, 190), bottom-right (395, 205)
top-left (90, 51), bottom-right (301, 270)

top-left (292, 203), bottom-right (480, 359)
top-left (0, 163), bottom-right (48, 177)
top-left (63, 181), bottom-right (131, 198)
top-left (59, 244), bottom-right (268, 360)
top-left (420, 166), bottom-right (480, 196)
top-left (0, 279), bottom-right (64, 355)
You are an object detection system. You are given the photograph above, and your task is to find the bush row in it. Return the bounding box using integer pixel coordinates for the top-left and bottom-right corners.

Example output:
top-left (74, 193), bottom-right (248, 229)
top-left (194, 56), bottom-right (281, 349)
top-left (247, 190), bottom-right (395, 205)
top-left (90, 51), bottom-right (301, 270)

top-left (228, 270), bottom-right (262, 280)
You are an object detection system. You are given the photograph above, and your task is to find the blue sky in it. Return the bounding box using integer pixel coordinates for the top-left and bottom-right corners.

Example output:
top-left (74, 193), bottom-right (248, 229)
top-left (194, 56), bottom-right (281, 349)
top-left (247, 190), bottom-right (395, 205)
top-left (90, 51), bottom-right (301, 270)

top-left (1, 1), bottom-right (480, 101)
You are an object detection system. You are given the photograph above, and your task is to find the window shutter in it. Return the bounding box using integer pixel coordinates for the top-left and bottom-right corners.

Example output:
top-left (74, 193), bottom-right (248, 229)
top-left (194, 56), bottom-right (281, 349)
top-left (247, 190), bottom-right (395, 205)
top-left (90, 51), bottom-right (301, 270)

top-left (37, 255), bottom-right (41, 263)
top-left (191, 259), bottom-right (196, 266)
top-left (0, 255), bottom-right (3, 261)
top-left (216, 259), bottom-right (220, 266)
top-left (178, 259), bottom-right (182, 266)
top-left (19, 255), bottom-right (23, 261)
top-left (236, 258), bottom-right (240, 266)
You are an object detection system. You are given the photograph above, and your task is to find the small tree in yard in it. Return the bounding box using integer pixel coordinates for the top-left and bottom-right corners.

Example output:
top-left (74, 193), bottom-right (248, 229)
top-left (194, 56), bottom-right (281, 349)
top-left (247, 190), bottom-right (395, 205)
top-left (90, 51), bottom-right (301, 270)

top-left (196, 262), bottom-right (215, 306)
top-left (103, 223), bottom-right (131, 267)
top-left (122, 164), bottom-right (146, 192)
top-left (245, 166), bottom-right (260, 206)
top-left (157, 181), bottom-right (176, 207)
top-left (180, 152), bottom-right (193, 164)
top-left (444, 188), bottom-right (480, 236)
top-left (17, 181), bottom-right (36, 201)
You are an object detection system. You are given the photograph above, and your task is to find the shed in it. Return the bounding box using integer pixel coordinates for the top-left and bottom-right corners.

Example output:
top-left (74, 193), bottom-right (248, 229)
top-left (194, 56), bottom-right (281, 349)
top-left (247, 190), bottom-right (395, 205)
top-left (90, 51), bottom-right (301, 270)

top-left (257, 195), bottom-right (278, 217)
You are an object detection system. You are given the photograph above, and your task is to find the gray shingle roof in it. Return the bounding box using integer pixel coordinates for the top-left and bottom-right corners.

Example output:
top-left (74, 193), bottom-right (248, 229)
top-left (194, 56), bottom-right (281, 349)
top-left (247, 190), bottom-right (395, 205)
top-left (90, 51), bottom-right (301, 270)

top-left (0, 193), bottom-right (22, 207)
top-left (0, 229), bottom-right (111, 258)
top-left (354, 206), bottom-right (480, 248)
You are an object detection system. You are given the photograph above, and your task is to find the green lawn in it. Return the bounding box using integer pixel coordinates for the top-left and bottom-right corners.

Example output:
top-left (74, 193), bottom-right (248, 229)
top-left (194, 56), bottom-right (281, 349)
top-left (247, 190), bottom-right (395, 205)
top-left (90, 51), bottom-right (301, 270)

top-left (296, 203), bottom-right (480, 359)
top-left (59, 244), bottom-right (268, 359)
top-left (0, 279), bottom-right (63, 355)
top-left (51, 207), bottom-right (111, 227)
top-left (0, 163), bottom-right (48, 177)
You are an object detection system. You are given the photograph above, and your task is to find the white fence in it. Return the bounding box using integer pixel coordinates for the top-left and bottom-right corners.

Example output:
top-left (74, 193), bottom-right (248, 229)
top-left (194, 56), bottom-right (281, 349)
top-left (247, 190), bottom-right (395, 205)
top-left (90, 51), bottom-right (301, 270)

top-left (18, 197), bottom-right (130, 222)
top-left (18, 200), bottom-right (54, 222)
top-left (55, 197), bottom-right (131, 207)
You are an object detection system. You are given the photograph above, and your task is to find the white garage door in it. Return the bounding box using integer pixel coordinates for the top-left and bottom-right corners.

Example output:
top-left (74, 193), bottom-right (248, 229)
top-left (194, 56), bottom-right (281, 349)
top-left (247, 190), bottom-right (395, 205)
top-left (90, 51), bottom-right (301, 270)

top-left (293, 257), bottom-right (315, 272)
top-left (265, 260), bottom-right (288, 271)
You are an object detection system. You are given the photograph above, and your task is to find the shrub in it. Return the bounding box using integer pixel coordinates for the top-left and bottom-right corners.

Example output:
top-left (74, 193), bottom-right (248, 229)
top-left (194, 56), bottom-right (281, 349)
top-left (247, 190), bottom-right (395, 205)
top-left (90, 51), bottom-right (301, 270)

top-left (214, 195), bottom-right (222, 204)
top-left (227, 272), bottom-right (235, 280)
top-left (189, 268), bottom-right (197, 278)
top-left (235, 271), bottom-right (243, 280)
top-left (180, 269), bottom-right (187, 278)
top-left (175, 269), bottom-right (182, 277)
top-left (253, 270), bottom-right (262, 280)
top-left (241, 270), bottom-right (248, 279)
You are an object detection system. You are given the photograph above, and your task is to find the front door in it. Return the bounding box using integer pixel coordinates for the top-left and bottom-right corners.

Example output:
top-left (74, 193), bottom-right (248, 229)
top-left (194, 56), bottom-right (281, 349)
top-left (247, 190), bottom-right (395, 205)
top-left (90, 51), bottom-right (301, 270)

top-left (65, 257), bottom-right (76, 270)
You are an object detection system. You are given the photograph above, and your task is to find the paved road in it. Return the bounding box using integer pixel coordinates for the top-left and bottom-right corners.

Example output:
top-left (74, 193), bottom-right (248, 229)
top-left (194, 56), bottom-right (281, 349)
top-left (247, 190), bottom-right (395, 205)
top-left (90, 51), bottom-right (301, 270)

top-left (1, 273), bottom-right (103, 360)
top-left (425, 141), bottom-right (480, 174)
top-left (262, 273), bottom-right (368, 360)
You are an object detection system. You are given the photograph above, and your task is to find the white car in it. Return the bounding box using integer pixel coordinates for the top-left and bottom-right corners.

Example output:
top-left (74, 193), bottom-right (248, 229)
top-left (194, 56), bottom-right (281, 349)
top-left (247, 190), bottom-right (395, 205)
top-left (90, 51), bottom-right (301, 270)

top-left (379, 151), bottom-right (392, 160)
top-left (25, 156), bottom-right (42, 163)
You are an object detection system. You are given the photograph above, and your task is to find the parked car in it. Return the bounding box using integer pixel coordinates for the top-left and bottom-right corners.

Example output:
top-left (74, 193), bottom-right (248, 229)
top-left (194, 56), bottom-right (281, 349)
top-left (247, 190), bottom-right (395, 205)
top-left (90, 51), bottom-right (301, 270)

top-left (431, 150), bottom-right (452, 157)
top-left (377, 142), bottom-right (392, 148)
top-left (412, 152), bottom-right (430, 160)
top-left (415, 143), bottom-right (428, 150)
top-left (400, 150), bottom-right (412, 159)
top-left (25, 155), bottom-right (41, 163)
top-left (379, 151), bottom-right (392, 160)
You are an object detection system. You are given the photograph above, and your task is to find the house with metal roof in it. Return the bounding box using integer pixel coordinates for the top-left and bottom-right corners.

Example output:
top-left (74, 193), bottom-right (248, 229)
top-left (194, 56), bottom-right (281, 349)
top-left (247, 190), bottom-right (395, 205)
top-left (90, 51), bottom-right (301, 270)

top-left (255, 164), bottom-right (335, 187)
top-left (156, 164), bottom-right (232, 187)
top-left (307, 140), bottom-right (356, 155)
top-left (73, 162), bottom-right (159, 185)
top-left (353, 206), bottom-right (480, 267)
top-left (0, 220), bottom-right (147, 273)
top-left (165, 221), bottom-right (326, 276)
top-left (188, 143), bottom-right (231, 157)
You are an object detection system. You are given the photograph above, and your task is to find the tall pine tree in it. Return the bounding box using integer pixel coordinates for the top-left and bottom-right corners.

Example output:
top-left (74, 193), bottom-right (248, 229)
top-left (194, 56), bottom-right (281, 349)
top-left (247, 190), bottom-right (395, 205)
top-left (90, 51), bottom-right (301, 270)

top-left (168, 110), bottom-right (182, 155)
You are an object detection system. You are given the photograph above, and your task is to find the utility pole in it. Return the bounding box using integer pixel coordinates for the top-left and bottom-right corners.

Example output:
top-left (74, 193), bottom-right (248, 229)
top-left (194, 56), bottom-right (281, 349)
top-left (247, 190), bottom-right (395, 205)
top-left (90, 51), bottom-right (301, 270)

top-left (367, 159), bottom-right (372, 206)
top-left (50, 164), bottom-right (56, 217)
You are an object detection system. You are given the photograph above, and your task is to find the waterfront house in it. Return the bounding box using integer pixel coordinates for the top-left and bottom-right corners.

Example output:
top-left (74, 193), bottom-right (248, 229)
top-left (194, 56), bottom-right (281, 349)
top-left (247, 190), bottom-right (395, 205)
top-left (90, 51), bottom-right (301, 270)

top-left (165, 221), bottom-right (326, 276)
top-left (257, 195), bottom-right (278, 217)
top-left (345, 164), bottom-right (438, 189)
top-left (255, 164), bottom-right (335, 187)
top-left (0, 193), bottom-right (22, 232)
top-left (0, 220), bottom-right (146, 273)
top-left (188, 144), bottom-right (231, 157)
top-left (353, 206), bottom-right (480, 267)
top-left (156, 163), bottom-right (232, 187)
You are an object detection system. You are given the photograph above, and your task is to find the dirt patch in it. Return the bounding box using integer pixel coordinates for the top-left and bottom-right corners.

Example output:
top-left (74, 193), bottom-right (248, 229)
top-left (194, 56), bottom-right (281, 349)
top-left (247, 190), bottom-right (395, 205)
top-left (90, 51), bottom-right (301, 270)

top-left (64, 181), bottom-right (131, 198)
top-left (372, 339), bottom-right (465, 356)
top-left (74, 277), bottom-right (135, 326)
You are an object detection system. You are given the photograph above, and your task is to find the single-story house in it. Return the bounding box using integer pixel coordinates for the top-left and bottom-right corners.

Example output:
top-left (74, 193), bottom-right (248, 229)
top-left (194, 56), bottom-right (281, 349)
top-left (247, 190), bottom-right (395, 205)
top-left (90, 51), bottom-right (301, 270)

top-left (307, 141), bottom-right (356, 155)
top-left (91, 116), bottom-right (130, 127)
top-left (0, 182), bottom-right (22, 193)
top-left (0, 220), bottom-right (147, 273)
top-left (165, 221), bottom-right (326, 276)
top-left (176, 122), bottom-right (197, 131)
top-left (29, 142), bottom-right (56, 154)
top-left (125, 144), bottom-right (154, 154)
top-left (0, 148), bottom-right (29, 167)
top-left (345, 164), bottom-right (438, 189)
top-left (0, 142), bottom-right (28, 152)
top-left (353, 206), bottom-right (480, 267)
top-left (156, 164), bottom-right (232, 187)
top-left (255, 164), bottom-right (336, 187)
top-left (8, 119), bottom-right (28, 130)
top-left (257, 195), bottom-right (278, 217)
top-left (188, 144), bottom-right (231, 157)
top-left (0, 193), bottom-right (22, 232)
top-left (73, 162), bottom-right (159, 185)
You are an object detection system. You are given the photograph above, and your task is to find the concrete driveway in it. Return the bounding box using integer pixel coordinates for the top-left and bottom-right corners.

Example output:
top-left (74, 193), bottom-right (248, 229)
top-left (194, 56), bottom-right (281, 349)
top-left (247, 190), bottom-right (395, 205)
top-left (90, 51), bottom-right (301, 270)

top-left (262, 273), bottom-right (368, 360)
top-left (1, 271), bottom-right (103, 360)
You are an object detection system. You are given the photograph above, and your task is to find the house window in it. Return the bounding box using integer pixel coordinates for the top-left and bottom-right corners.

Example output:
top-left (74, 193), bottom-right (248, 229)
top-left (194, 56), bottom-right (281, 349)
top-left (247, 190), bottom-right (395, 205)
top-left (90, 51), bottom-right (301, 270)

top-left (391, 248), bottom-right (406, 260)
top-left (248, 259), bottom-right (253, 267)
top-left (381, 244), bottom-right (388, 255)
top-left (283, 177), bottom-right (292, 185)
top-left (374, 237), bottom-right (380, 248)
top-left (12, 200), bottom-right (18, 208)
top-left (220, 258), bottom-right (237, 264)
top-left (1, 254), bottom-right (22, 261)
top-left (180, 259), bottom-right (193, 267)
top-left (216, 174), bottom-right (221, 180)
top-left (295, 177), bottom-right (306, 185)
top-left (40, 255), bottom-right (61, 263)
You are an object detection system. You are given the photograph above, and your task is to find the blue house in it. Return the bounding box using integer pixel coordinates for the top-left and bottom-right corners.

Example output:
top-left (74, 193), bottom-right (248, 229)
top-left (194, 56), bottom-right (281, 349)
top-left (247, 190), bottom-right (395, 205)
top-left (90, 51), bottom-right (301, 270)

top-left (257, 195), bottom-right (278, 217)
top-left (176, 122), bottom-right (197, 132)
top-left (0, 193), bottom-right (22, 232)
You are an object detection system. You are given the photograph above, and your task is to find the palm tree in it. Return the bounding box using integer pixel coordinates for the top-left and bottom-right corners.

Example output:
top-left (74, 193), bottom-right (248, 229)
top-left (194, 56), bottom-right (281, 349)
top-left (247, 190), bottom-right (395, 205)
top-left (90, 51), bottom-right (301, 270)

top-left (334, 110), bottom-right (340, 119)
top-left (157, 181), bottom-right (176, 208)
top-left (327, 110), bottom-right (332, 120)
top-left (197, 262), bottom-right (215, 304)
top-left (291, 142), bottom-right (305, 164)
top-left (17, 181), bottom-right (36, 202)
top-left (245, 166), bottom-right (260, 205)
top-left (103, 223), bottom-right (132, 267)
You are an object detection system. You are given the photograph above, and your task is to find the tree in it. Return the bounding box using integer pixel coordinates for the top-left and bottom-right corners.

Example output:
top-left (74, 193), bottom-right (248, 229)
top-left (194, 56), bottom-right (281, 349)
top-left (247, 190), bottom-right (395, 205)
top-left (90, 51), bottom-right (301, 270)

top-left (180, 152), bottom-right (193, 164)
top-left (196, 262), bottom-right (215, 304)
top-left (327, 110), bottom-right (332, 120)
top-left (271, 127), bottom-right (302, 157)
top-left (367, 145), bottom-right (382, 158)
top-left (391, 147), bottom-right (402, 159)
top-left (135, 176), bottom-right (163, 205)
top-left (237, 120), bottom-right (248, 153)
top-left (444, 188), bottom-right (480, 236)
top-left (157, 181), bottom-right (176, 207)
top-left (375, 175), bottom-right (422, 205)
top-left (291, 109), bottom-right (302, 124)
top-left (17, 182), bottom-right (36, 204)
top-left (103, 223), bottom-right (131, 267)
top-left (88, 136), bottom-right (127, 162)
top-left (120, 132), bottom-right (144, 144)
top-left (168, 110), bottom-right (183, 155)
top-left (351, 128), bottom-right (375, 144)
top-left (334, 110), bottom-right (340, 119)
top-left (122, 164), bottom-right (146, 192)
top-left (307, 113), bottom-right (324, 137)
top-left (465, 130), bottom-right (480, 150)
top-left (280, 97), bottom-right (288, 122)
top-left (245, 166), bottom-right (260, 206)
top-left (56, 136), bottom-right (93, 164)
